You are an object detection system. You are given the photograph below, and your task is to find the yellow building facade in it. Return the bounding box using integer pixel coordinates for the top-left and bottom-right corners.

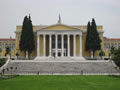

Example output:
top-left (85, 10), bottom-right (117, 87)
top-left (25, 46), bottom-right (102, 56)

top-left (0, 38), bottom-right (16, 57)
top-left (103, 37), bottom-right (120, 58)
top-left (15, 19), bottom-right (104, 59)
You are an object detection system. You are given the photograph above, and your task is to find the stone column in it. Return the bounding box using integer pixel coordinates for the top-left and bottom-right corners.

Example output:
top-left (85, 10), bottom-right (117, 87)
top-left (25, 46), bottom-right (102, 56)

top-left (55, 34), bottom-right (58, 57)
top-left (49, 34), bottom-right (51, 57)
top-left (37, 34), bottom-right (40, 56)
top-left (43, 34), bottom-right (46, 57)
top-left (67, 35), bottom-right (70, 56)
top-left (61, 34), bottom-right (64, 57)
top-left (80, 34), bottom-right (82, 57)
top-left (73, 34), bottom-right (76, 57)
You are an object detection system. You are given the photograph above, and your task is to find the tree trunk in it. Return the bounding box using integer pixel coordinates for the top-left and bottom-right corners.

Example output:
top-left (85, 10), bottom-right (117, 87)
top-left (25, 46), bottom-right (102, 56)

top-left (28, 52), bottom-right (31, 60)
top-left (93, 51), bottom-right (95, 58)
top-left (24, 51), bottom-right (26, 59)
top-left (26, 51), bottom-right (28, 59)
top-left (91, 51), bottom-right (93, 59)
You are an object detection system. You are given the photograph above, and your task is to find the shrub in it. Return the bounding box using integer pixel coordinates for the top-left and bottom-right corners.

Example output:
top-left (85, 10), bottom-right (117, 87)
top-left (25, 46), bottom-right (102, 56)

top-left (0, 58), bottom-right (6, 67)
top-left (112, 48), bottom-right (120, 67)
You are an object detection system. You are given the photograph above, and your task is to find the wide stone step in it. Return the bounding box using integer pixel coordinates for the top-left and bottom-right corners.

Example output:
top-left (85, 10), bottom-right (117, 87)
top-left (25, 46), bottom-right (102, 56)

top-left (5, 60), bottom-right (119, 74)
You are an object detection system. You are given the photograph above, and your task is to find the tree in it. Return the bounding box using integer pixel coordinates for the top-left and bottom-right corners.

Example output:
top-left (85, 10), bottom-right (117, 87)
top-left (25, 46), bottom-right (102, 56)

top-left (27, 15), bottom-right (35, 59)
top-left (112, 48), bottom-right (120, 67)
top-left (99, 50), bottom-right (105, 59)
top-left (19, 16), bottom-right (29, 58)
top-left (85, 18), bottom-right (101, 58)
top-left (5, 47), bottom-right (10, 56)
top-left (85, 21), bottom-right (91, 57)
top-left (111, 46), bottom-right (115, 55)
top-left (90, 18), bottom-right (101, 57)
top-left (19, 15), bottom-right (35, 59)
top-left (16, 52), bottom-right (19, 59)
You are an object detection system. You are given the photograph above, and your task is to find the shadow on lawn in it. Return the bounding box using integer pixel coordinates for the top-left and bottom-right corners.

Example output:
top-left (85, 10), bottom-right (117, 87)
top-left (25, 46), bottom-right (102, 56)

top-left (108, 75), bottom-right (120, 78)
top-left (0, 75), bottom-right (19, 80)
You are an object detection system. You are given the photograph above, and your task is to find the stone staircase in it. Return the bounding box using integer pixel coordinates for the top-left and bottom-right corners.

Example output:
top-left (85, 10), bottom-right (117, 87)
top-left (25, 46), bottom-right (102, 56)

top-left (5, 60), bottom-right (120, 75)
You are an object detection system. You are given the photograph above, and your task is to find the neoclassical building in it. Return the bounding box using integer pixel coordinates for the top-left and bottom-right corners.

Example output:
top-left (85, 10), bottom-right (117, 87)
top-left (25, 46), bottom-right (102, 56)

top-left (15, 17), bottom-right (104, 59)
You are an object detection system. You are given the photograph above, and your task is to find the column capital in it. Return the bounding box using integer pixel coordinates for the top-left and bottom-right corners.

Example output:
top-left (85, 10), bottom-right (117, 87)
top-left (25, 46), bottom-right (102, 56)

top-left (43, 34), bottom-right (46, 36)
top-left (67, 34), bottom-right (70, 36)
top-left (80, 33), bottom-right (82, 36)
top-left (74, 34), bottom-right (76, 36)
top-left (37, 33), bottom-right (40, 36)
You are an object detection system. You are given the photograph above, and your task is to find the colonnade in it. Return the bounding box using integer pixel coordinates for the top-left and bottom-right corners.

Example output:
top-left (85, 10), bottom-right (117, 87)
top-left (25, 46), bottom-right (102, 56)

top-left (37, 34), bottom-right (82, 57)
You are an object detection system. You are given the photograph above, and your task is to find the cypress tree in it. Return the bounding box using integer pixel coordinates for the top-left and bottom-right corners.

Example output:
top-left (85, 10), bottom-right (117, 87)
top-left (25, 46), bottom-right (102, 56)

top-left (19, 16), bottom-right (29, 58)
top-left (90, 18), bottom-right (101, 57)
top-left (85, 21), bottom-right (91, 56)
top-left (19, 15), bottom-right (35, 59)
top-left (27, 15), bottom-right (35, 58)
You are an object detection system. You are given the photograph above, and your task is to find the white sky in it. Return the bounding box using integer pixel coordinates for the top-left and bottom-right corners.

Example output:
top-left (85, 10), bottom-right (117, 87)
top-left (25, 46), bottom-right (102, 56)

top-left (0, 0), bottom-right (120, 38)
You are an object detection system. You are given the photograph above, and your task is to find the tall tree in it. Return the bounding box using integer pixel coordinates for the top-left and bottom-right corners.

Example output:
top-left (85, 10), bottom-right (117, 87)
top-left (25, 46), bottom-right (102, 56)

top-left (85, 19), bottom-right (101, 58)
top-left (27, 15), bottom-right (35, 58)
top-left (85, 21), bottom-right (91, 56)
top-left (19, 16), bottom-right (28, 58)
top-left (90, 18), bottom-right (101, 57)
top-left (19, 15), bottom-right (35, 59)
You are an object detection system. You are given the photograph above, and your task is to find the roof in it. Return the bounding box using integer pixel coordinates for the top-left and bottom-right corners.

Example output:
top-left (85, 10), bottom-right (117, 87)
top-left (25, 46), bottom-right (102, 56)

top-left (16, 24), bottom-right (103, 33)
top-left (104, 38), bottom-right (120, 41)
top-left (37, 23), bottom-right (82, 32)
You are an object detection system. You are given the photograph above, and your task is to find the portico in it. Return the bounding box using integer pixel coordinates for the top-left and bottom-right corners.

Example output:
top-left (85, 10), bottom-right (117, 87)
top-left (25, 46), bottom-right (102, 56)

top-left (35, 24), bottom-right (84, 59)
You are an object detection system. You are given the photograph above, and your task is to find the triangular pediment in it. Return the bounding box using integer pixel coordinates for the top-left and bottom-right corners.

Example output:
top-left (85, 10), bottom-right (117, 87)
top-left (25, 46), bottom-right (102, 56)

top-left (39, 24), bottom-right (79, 31)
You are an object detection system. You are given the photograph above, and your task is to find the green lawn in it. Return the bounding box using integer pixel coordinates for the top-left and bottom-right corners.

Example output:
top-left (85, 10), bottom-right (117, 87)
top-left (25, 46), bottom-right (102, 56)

top-left (0, 75), bottom-right (120, 90)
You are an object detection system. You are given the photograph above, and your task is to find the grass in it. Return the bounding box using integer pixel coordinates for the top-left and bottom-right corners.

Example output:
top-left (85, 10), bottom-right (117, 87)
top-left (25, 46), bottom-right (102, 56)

top-left (0, 75), bottom-right (120, 90)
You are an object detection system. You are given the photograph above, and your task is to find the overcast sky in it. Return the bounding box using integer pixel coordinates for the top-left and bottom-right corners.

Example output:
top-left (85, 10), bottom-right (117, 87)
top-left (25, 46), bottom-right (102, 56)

top-left (0, 0), bottom-right (120, 38)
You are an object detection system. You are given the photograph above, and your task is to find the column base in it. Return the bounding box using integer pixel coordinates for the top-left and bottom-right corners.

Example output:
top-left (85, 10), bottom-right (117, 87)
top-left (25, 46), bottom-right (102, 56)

top-left (35, 56), bottom-right (85, 60)
top-left (72, 56), bottom-right (85, 60)
top-left (35, 56), bottom-right (48, 60)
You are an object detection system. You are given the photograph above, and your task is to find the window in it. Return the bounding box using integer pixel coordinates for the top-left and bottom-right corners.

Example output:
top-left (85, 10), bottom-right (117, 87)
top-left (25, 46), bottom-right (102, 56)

top-left (13, 44), bottom-right (15, 50)
top-left (5, 44), bottom-right (8, 48)
top-left (115, 43), bottom-right (117, 48)
top-left (9, 44), bottom-right (11, 49)
top-left (104, 43), bottom-right (106, 50)
top-left (2, 44), bottom-right (5, 50)
top-left (106, 43), bottom-right (110, 50)
top-left (111, 43), bottom-right (114, 47)
top-left (119, 43), bottom-right (120, 48)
